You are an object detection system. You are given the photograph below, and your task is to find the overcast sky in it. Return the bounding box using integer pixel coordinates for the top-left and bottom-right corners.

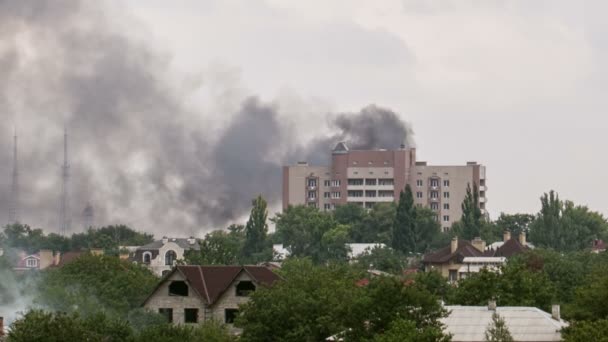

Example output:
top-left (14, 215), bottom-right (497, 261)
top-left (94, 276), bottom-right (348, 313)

top-left (2, 0), bottom-right (607, 236)
top-left (121, 0), bottom-right (608, 218)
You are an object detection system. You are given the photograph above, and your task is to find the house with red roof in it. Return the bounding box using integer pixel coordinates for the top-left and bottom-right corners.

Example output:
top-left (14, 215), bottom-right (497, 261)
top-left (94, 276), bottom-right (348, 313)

top-left (142, 265), bottom-right (281, 329)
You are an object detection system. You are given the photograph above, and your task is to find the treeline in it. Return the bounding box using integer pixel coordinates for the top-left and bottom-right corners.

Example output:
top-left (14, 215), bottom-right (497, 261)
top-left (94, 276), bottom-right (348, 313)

top-left (187, 187), bottom-right (608, 270)
top-left (0, 224), bottom-right (154, 255)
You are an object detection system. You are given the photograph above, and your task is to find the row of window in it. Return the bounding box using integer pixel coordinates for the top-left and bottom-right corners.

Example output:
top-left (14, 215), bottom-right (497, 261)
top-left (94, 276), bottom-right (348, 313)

top-left (416, 191), bottom-right (450, 199)
top-left (351, 160), bottom-right (390, 166)
top-left (416, 179), bottom-right (450, 187)
top-left (158, 308), bottom-right (239, 324)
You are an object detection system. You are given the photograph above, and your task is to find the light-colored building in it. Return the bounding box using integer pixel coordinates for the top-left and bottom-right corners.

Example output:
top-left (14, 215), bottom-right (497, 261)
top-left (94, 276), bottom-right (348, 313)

top-left (442, 302), bottom-right (568, 342)
top-left (134, 237), bottom-right (200, 276)
top-left (272, 243), bottom-right (387, 261)
top-left (142, 265), bottom-right (280, 331)
top-left (282, 142), bottom-right (487, 230)
top-left (458, 256), bottom-right (506, 279)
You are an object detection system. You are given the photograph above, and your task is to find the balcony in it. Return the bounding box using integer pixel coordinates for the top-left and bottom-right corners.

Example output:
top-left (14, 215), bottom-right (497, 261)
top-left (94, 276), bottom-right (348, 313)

top-left (479, 197), bottom-right (486, 203)
top-left (308, 186), bottom-right (317, 191)
top-left (307, 197), bottom-right (317, 202)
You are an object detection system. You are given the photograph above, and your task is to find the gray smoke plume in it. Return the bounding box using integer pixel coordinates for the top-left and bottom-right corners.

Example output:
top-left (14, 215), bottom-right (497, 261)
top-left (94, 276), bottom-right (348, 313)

top-left (0, 1), bottom-right (414, 236)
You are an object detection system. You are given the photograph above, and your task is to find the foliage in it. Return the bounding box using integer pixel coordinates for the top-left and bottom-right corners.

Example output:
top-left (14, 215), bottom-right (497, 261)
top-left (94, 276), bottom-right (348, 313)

top-left (373, 318), bottom-right (452, 342)
top-left (452, 183), bottom-right (483, 240)
top-left (8, 310), bottom-right (133, 342)
top-left (392, 185), bottom-right (416, 254)
top-left (529, 191), bottom-right (608, 252)
top-left (349, 203), bottom-right (396, 244)
top-left (484, 312), bottom-right (514, 342)
top-left (243, 195), bottom-right (269, 262)
top-left (562, 319), bottom-right (608, 342)
top-left (237, 259), bottom-right (361, 342)
top-left (134, 320), bottom-right (235, 342)
top-left (37, 254), bottom-right (158, 318)
top-left (355, 246), bottom-right (406, 274)
top-left (186, 226), bottom-right (244, 265)
top-left (414, 270), bottom-right (451, 299)
top-left (494, 213), bottom-right (535, 237)
top-left (273, 205), bottom-right (340, 263)
top-left (569, 266), bottom-right (608, 320)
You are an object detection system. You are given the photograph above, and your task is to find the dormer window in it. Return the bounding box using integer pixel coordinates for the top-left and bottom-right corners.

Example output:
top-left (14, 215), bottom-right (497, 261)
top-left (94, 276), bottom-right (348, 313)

top-left (236, 281), bottom-right (256, 296)
top-left (26, 258), bottom-right (38, 268)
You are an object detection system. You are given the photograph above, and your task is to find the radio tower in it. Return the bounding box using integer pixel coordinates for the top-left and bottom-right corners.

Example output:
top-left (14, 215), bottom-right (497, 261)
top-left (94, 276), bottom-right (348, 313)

top-left (60, 128), bottom-right (71, 235)
top-left (8, 128), bottom-right (19, 224)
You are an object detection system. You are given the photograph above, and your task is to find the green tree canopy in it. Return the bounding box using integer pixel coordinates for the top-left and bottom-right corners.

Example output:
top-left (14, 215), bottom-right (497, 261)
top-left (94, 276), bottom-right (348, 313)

top-left (452, 183), bottom-right (483, 240)
top-left (185, 225), bottom-right (245, 265)
top-left (484, 312), bottom-right (514, 342)
top-left (243, 195), bottom-right (269, 262)
top-left (392, 185), bottom-right (417, 254)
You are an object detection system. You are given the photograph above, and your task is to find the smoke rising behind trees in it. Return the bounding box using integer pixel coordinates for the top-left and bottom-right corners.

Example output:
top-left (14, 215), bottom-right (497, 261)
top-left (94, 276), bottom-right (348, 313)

top-left (0, 0), bottom-right (414, 236)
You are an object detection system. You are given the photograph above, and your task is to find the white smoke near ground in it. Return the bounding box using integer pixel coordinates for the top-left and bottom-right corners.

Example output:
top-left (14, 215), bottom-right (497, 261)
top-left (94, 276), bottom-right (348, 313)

top-left (0, 0), bottom-right (415, 237)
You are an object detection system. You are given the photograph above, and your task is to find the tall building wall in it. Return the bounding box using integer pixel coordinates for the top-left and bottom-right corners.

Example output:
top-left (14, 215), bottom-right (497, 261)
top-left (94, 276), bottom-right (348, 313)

top-left (282, 143), bottom-right (486, 229)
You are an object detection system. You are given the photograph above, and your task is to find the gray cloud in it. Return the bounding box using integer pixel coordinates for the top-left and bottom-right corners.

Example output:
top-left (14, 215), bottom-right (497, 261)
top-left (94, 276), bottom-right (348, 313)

top-left (0, 0), bottom-right (414, 236)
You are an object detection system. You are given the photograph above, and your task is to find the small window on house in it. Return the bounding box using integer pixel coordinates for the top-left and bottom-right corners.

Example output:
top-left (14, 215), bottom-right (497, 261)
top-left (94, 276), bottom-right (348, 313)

top-left (165, 250), bottom-right (177, 266)
top-left (26, 258), bottom-right (38, 268)
top-left (225, 309), bottom-right (239, 324)
top-left (169, 281), bottom-right (189, 296)
top-left (143, 252), bottom-right (151, 264)
top-left (236, 281), bottom-right (256, 296)
top-left (159, 308), bottom-right (173, 323)
top-left (184, 308), bottom-right (198, 323)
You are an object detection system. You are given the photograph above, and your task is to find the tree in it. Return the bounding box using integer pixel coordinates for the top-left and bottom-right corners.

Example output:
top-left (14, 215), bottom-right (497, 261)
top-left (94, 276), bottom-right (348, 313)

top-left (237, 259), bottom-right (361, 342)
top-left (453, 183), bottom-right (483, 240)
top-left (350, 203), bottom-right (396, 244)
top-left (37, 254), bottom-right (158, 318)
top-left (374, 318), bottom-right (452, 342)
top-left (355, 246), bottom-right (405, 274)
top-left (569, 266), bottom-right (608, 320)
top-left (273, 205), bottom-right (338, 263)
top-left (529, 191), bottom-right (608, 251)
top-left (562, 319), bottom-right (608, 342)
top-left (494, 213), bottom-right (535, 237)
top-left (484, 312), bottom-right (514, 342)
top-left (413, 207), bottom-right (442, 253)
top-left (243, 195), bottom-right (269, 261)
top-left (392, 185), bottom-right (416, 254)
top-left (186, 227), bottom-right (244, 265)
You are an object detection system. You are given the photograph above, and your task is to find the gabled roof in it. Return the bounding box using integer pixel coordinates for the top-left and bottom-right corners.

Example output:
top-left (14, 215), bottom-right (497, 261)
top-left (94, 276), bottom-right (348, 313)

top-left (144, 265), bottom-right (281, 306)
top-left (422, 240), bottom-right (486, 264)
top-left (332, 141), bottom-right (349, 154)
top-left (492, 238), bottom-right (530, 258)
top-left (137, 238), bottom-right (200, 251)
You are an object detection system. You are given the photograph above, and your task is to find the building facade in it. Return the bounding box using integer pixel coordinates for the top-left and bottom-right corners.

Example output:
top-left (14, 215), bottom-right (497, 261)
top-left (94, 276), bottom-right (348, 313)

top-left (282, 142), bottom-right (487, 230)
top-left (133, 237), bottom-right (200, 277)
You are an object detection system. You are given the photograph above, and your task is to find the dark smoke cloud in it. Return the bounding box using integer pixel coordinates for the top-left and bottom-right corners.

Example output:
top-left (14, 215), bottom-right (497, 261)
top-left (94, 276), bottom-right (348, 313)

top-left (0, 1), bottom-right (414, 236)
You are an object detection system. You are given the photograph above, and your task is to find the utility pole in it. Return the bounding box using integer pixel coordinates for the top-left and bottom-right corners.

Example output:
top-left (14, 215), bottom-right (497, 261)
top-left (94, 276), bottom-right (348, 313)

top-left (8, 128), bottom-right (19, 224)
top-left (60, 128), bottom-right (71, 235)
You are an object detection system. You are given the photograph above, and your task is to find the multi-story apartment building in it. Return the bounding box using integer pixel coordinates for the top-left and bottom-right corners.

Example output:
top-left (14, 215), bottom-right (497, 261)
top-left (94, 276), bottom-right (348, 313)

top-left (282, 142), bottom-right (487, 230)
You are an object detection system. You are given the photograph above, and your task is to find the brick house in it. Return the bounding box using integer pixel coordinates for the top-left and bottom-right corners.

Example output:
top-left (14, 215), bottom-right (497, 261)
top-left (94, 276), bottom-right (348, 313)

top-left (142, 265), bottom-right (280, 328)
top-left (133, 237), bottom-right (200, 277)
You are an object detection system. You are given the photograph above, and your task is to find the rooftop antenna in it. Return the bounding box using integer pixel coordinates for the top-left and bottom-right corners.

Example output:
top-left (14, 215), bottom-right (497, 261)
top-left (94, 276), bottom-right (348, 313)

top-left (8, 127), bottom-right (19, 224)
top-left (60, 127), bottom-right (71, 235)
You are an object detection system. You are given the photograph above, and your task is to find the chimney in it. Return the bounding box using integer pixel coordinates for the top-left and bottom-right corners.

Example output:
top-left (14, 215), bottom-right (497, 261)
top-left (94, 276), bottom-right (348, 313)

top-left (54, 251), bottom-right (61, 266)
top-left (503, 230), bottom-right (511, 242)
top-left (472, 237), bottom-right (486, 252)
top-left (451, 237), bottom-right (458, 254)
top-left (162, 236), bottom-right (169, 245)
top-left (39, 249), bottom-right (54, 269)
top-left (552, 305), bottom-right (560, 321)
top-left (519, 232), bottom-right (527, 247)
top-left (0, 316), bottom-right (3, 337)
top-left (488, 300), bottom-right (497, 311)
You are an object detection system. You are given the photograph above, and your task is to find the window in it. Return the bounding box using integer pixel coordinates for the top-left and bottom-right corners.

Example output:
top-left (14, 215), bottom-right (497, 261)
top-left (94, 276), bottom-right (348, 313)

top-left (331, 180), bottom-right (341, 187)
top-left (159, 308), bottom-right (173, 323)
top-left (143, 252), bottom-right (151, 264)
top-left (236, 281), bottom-right (256, 297)
top-left (308, 202), bottom-right (317, 208)
top-left (443, 192), bottom-right (450, 199)
top-left (416, 180), bottom-right (423, 187)
top-left (225, 309), bottom-right (239, 324)
top-left (307, 178), bottom-right (317, 187)
top-left (430, 191), bottom-right (439, 199)
top-left (26, 258), bottom-right (38, 268)
top-left (184, 308), bottom-right (198, 323)
top-left (449, 270), bottom-right (457, 282)
top-left (416, 203), bottom-right (423, 208)
top-left (169, 281), bottom-right (189, 296)
top-left (443, 227), bottom-right (449, 233)
top-left (332, 192), bottom-right (341, 199)
top-left (443, 203), bottom-right (450, 210)
top-left (324, 180), bottom-right (330, 187)
top-left (443, 215), bottom-right (450, 222)
top-left (348, 179), bottom-right (363, 186)
top-left (430, 179), bottom-right (439, 187)
top-left (348, 190), bottom-right (363, 197)
top-left (378, 179), bottom-right (394, 186)
top-left (324, 192), bottom-right (330, 198)
top-left (365, 202), bottom-right (375, 209)
top-left (443, 180), bottom-right (450, 187)
top-left (416, 192), bottom-right (423, 198)
top-left (324, 203), bottom-right (331, 210)
top-left (365, 178), bottom-right (377, 186)
top-left (365, 190), bottom-right (376, 197)
top-left (431, 203), bottom-right (439, 210)
top-left (378, 191), bottom-right (394, 198)
top-left (308, 191), bottom-right (316, 199)
top-left (165, 250), bottom-right (177, 266)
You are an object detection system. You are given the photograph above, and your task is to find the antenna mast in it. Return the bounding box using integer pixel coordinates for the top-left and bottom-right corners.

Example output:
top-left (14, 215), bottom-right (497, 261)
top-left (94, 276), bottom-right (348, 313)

top-left (8, 128), bottom-right (19, 224)
top-left (60, 128), bottom-right (71, 235)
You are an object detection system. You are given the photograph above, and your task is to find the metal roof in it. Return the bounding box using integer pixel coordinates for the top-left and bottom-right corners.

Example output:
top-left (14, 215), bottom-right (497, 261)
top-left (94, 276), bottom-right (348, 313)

top-left (441, 306), bottom-right (568, 342)
top-left (462, 257), bottom-right (506, 263)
